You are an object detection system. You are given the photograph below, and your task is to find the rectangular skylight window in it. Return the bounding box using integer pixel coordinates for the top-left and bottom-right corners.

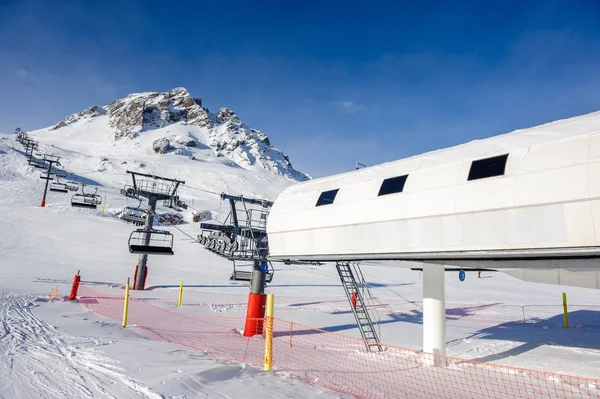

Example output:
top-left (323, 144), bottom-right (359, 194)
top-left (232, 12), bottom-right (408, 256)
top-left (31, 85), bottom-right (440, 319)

top-left (316, 189), bottom-right (339, 206)
top-left (467, 154), bottom-right (509, 181)
top-left (378, 175), bottom-right (408, 196)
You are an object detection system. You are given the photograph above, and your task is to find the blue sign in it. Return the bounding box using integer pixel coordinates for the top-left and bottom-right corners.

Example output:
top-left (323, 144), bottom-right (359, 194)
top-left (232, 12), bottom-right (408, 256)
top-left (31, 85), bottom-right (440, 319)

top-left (260, 263), bottom-right (269, 272)
top-left (459, 269), bottom-right (466, 282)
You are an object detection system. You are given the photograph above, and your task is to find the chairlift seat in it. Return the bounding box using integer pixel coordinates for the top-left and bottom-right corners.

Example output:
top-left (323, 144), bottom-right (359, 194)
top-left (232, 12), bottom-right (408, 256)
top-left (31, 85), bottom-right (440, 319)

top-left (230, 270), bottom-right (274, 283)
top-left (128, 229), bottom-right (174, 255)
top-left (230, 271), bottom-right (252, 282)
top-left (71, 202), bottom-right (97, 209)
top-left (84, 195), bottom-right (102, 205)
top-left (71, 193), bottom-right (101, 208)
top-left (129, 244), bottom-right (174, 255)
top-left (122, 207), bottom-right (146, 225)
top-left (71, 201), bottom-right (97, 209)
top-left (50, 183), bottom-right (68, 193)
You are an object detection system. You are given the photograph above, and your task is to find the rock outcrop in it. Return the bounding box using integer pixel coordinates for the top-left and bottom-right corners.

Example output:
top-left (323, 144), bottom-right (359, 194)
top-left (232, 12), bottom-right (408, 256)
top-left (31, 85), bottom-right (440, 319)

top-left (175, 136), bottom-right (197, 147)
top-left (152, 137), bottom-right (171, 154)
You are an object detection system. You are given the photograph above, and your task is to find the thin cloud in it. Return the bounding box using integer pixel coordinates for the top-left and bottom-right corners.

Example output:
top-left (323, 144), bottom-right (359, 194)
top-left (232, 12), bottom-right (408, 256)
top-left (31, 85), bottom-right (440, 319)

top-left (334, 101), bottom-right (367, 114)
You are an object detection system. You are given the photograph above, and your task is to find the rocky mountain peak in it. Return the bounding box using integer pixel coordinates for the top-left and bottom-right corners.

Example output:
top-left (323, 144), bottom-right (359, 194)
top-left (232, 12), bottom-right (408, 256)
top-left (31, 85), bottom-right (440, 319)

top-left (49, 87), bottom-right (310, 181)
top-left (215, 108), bottom-right (239, 124)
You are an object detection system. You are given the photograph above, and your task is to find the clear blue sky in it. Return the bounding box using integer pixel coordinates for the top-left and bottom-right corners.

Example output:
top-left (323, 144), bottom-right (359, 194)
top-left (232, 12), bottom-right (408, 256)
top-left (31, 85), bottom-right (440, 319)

top-left (1, 0), bottom-right (599, 177)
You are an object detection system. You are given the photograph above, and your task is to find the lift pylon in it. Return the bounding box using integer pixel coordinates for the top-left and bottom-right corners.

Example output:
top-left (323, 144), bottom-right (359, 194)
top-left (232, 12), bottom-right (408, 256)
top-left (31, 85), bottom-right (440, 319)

top-left (123, 171), bottom-right (185, 290)
top-left (197, 192), bottom-right (273, 336)
top-left (39, 154), bottom-right (62, 207)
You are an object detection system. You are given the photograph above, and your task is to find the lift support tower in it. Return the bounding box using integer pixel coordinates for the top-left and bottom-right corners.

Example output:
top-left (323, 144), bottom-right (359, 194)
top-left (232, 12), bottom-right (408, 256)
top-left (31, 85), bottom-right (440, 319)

top-left (122, 171), bottom-right (185, 290)
top-left (198, 193), bottom-right (273, 336)
top-left (39, 154), bottom-right (62, 207)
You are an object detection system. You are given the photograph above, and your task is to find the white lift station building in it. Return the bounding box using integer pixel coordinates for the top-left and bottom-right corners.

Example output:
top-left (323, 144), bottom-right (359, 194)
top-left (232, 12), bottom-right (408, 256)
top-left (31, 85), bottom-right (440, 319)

top-left (267, 110), bottom-right (600, 358)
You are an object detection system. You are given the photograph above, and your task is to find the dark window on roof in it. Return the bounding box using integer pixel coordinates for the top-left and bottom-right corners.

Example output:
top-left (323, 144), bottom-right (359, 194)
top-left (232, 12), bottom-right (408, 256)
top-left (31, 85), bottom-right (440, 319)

top-left (467, 154), bottom-right (509, 181)
top-left (378, 175), bottom-right (408, 196)
top-left (316, 189), bottom-right (339, 206)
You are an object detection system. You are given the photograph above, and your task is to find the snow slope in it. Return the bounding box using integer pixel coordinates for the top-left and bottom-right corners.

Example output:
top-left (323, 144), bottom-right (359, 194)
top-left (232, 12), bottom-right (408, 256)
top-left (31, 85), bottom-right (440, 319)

top-left (0, 131), bottom-right (347, 398)
top-left (2, 107), bottom-right (600, 398)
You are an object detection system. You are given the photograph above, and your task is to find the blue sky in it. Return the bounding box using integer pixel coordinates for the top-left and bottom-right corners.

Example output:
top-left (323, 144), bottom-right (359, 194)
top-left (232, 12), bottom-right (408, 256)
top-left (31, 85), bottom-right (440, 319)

top-left (1, 0), bottom-right (599, 177)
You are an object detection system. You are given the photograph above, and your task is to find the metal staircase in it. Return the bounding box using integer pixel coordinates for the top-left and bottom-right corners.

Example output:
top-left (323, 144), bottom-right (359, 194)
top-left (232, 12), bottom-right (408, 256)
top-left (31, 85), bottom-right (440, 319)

top-left (336, 262), bottom-right (382, 352)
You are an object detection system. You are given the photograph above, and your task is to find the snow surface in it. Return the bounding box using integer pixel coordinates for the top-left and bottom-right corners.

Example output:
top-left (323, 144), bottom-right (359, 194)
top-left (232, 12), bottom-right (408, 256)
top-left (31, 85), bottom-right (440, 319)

top-left (1, 107), bottom-right (600, 398)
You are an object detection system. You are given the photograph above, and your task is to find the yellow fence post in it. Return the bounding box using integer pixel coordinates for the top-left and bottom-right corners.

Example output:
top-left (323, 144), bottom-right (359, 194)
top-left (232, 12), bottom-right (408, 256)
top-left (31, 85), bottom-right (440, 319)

top-left (123, 277), bottom-right (130, 327)
top-left (177, 281), bottom-right (183, 307)
top-left (264, 294), bottom-right (274, 371)
top-left (562, 292), bottom-right (569, 329)
top-left (102, 196), bottom-right (107, 216)
top-left (192, 198), bottom-right (195, 207)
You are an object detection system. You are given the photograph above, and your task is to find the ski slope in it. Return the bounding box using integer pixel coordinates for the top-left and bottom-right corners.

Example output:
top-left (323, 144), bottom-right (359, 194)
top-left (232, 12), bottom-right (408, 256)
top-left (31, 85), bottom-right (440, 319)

top-left (0, 133), bottom-right (346, 398)
top-left (1, 106), bottom-right (600, 398)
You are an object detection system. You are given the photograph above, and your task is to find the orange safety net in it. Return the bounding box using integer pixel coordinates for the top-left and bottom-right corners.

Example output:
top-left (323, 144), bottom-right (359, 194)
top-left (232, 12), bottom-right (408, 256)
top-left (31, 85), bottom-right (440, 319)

top-left (78, 286), bottom-right (600, 399)
top-left (78, 286), bottom-right (265, 368)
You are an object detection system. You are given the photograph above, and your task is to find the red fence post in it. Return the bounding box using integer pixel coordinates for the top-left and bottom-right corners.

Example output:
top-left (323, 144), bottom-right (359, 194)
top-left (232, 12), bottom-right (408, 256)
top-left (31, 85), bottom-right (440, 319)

top-left (69, 270), bottom-right (81, 300)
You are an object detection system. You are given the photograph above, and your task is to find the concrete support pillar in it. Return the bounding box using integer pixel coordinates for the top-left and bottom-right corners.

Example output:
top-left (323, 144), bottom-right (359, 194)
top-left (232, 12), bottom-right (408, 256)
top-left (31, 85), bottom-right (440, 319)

top-left (423, 263), bottom-right (446, 363)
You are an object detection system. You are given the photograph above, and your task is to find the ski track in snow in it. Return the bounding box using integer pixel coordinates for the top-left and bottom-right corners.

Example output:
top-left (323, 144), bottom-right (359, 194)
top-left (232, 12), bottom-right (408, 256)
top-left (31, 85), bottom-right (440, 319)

top-left (0, 292), bottom-right (163, 399)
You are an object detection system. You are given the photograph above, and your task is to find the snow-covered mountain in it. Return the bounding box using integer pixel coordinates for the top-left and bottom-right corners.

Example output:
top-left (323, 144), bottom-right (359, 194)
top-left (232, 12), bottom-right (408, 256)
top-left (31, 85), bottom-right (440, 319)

top-left (47, 87), bottom-right (309, 183)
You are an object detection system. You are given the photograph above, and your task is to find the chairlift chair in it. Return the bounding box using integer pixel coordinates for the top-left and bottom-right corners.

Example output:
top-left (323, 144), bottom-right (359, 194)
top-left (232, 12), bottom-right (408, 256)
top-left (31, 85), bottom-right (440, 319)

top-left (122, 208), bottom-right (147, 226)
top-left (71, 185), bottom-right (102, 209)
top-left (121, 199), bottom-right (147, 226)
top-left (50, 182), bottom-right (68, 193)
top-left (230, 261), bottom-right (274, 283)
top-left (52, 169), bottom-right (67, 178)
top-left (177, 199), bottom-right (188, 210)
top-left (128, 229), bottom-right (174, 255)
top-left (71, 193), bottom-right (102, 208)
top-left (32, 160), bottom-right (47, 169)
top-left (49, 176), bottom-right (69, 193)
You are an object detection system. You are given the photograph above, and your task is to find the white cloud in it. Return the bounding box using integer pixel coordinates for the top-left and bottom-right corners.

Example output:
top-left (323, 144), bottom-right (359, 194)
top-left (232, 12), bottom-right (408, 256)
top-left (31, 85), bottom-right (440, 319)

top-left (335, 101), bottom-right (367, 114)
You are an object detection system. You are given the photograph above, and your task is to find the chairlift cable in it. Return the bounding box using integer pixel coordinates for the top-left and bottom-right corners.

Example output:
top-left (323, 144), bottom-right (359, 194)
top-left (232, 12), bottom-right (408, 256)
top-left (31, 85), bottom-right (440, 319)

top-left (181, 185), bottom-right (222, 196)
top-left (147, 209), bottom-right (199, 242)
